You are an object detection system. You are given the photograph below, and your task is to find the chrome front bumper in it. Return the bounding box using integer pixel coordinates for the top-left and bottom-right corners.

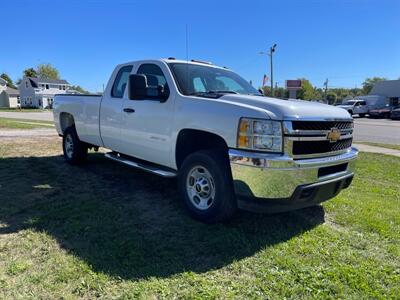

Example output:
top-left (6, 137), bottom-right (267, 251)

top-left (229, 147), bottom-right (358, 212)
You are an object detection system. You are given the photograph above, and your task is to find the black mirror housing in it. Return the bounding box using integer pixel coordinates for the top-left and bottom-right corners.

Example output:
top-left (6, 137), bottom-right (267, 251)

top-left (129, 73), bottom-right (169, 102)
top-left (129, 74), bottom-right (147, 100)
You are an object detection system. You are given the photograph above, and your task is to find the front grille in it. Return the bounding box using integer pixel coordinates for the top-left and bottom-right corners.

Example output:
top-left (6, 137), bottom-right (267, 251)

top-left (292, 121), bottom-right (353, 131)
top-left (292, 138), bottom-right (353, 155)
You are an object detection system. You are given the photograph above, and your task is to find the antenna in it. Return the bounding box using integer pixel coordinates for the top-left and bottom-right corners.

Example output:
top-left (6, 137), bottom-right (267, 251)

top-left (185, 24), bottom-right (189, 62)
top-left (185, 24), bottom-right (189, 92)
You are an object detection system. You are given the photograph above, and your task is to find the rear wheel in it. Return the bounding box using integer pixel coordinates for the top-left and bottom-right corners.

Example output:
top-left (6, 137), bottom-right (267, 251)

top-left (359, 113), bottom-right (366, 118)
top-left (178, 150), bottom-right (237, 223)
top-left (62, 126), bottom-right (88, 165)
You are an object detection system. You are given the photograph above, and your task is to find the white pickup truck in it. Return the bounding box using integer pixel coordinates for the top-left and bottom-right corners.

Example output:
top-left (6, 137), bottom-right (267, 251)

top-left (54, 58), bottom-right (358, 223)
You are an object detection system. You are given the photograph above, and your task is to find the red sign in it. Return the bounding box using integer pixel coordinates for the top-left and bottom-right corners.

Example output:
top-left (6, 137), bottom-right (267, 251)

top-left (285, 80), bottom-right (302, 89)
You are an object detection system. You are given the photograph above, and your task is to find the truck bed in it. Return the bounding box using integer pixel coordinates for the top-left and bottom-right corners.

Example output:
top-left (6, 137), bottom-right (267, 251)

top-left (53, 94), bottom-right (103, 147)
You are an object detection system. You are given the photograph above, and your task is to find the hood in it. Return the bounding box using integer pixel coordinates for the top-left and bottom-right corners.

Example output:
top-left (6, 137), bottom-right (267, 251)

top-left (218, 94), bottom-right (352, 120)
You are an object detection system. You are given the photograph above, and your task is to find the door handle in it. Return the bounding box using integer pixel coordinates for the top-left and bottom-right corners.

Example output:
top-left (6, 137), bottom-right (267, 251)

top-left (123, 108), bottom-right (135, 113)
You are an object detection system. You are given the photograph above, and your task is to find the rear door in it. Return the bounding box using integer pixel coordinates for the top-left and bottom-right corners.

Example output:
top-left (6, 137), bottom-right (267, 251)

top-left (119, 62), bottom-right (175, 167)
top-left (100, 64), bottom-right (133, 151)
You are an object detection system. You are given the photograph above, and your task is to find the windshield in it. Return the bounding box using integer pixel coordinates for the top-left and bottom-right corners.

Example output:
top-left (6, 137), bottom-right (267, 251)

top-left (168, 63), bottom-right (260, 97)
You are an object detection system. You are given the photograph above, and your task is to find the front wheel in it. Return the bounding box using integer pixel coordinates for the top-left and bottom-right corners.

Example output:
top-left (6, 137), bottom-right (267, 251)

top-left (359, 113), bottom-right (366, 118)
top-left (62, 126), bottom-right (88, 165)
top-left (178, 150), bottom-right (237, 223)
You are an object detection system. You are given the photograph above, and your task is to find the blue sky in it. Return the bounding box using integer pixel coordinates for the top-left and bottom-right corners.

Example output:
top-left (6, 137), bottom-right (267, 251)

top-left (1, 0), bottom-right (399, 92)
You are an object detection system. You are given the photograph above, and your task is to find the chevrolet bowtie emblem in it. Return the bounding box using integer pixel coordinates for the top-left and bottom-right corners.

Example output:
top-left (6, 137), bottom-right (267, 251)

top-left (327, 128), bottom-right (341, 143)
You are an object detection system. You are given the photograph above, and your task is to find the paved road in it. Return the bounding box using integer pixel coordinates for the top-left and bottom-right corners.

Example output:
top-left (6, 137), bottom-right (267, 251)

top-left (353, 118), bottom-right (400, 145)
top-left (0, 111), bottom-right (54, 121)
top-left (0, 128), bottom-right (57, 138)
top-left (0, 111), bottom-right (399, 145)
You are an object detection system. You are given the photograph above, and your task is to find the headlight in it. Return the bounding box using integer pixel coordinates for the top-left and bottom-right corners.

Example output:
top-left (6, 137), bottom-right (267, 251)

top-left (237, 118), bottom-right (282, 152)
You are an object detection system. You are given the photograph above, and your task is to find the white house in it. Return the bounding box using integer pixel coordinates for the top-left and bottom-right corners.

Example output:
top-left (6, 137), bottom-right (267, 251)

top-left (0, 78), bottom-right (6, 92)
top-left (0, 78), bottom-right (20, 108)
top-left (18, 77), bottom-right (70, 108)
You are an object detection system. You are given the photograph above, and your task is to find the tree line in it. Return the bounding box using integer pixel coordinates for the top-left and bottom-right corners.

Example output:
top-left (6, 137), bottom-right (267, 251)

top-left (0, 63), bottom-right (89, 94)
top-left (261, 77), bottom-right (391, 104)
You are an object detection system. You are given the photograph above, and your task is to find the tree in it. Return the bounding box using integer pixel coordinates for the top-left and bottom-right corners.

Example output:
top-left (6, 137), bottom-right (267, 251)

top-left (297, 79), bottom-right (319, 100)
top-left (326, 91), bottom-right (338, 105)
top-left (23, 68), bottom-right (37, 78)
top-left (274, 87), bottom-right (289, 99)
top-left (70, 85), bottom-right (89, 94)
top-left (260, 86), bottom-right (271, 96)
top-left (362, 77), bottom-right (386, 94)
top-left (37, 63), bottom-right (60, 80)
top-left (0, 73), bottom-right (16, 89)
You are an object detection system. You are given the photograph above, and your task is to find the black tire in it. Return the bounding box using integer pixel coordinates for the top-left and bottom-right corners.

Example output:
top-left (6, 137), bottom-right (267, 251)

top-left (359, 113), bottom-right (366, 118)
top-left (348, 110), bottom-right (353, 116)
top-left (62, 126), bottom-right (88, 165)
top-left (178, 150), bottom-right (237, 223)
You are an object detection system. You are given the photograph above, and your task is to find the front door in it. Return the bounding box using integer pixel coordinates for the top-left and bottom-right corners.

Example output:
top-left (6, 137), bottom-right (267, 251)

top-left (119, 62), bottom-right (175, 167)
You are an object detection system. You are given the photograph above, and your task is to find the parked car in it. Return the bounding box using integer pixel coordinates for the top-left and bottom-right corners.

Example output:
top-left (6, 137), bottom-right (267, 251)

top-left (390, 106), bottom-right (400, 120)
top-left (369, 104), bottom-right (392, 118)
top-left (53, 58), bottom-right (358, 223)
top-left (337, 99), bottom-right (368, 117)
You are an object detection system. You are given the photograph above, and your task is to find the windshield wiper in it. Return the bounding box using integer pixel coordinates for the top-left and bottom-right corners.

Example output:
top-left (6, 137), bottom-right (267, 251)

top-left (213, 90), bottom-right (238, 94)
top-left (188, 90), bottom-right (238, 97)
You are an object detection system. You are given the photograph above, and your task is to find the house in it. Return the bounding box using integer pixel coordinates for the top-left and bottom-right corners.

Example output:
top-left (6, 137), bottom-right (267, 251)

top-left (0, 78), bottom-right (20, 108)
top-left (18, 77), bottom-right (70, 108)
top-left (0, 78), bottom-right (6, 92)
top-left (369, 79), bottom-right (400, 107)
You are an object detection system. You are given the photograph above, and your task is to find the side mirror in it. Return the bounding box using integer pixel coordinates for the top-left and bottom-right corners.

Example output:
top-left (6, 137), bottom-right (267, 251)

top-left (128, 74), bottom-right (147, 100)
top-left (128, 74), bottom-right (169, 102)
top-left (258, 88), bottom-right (265, 96)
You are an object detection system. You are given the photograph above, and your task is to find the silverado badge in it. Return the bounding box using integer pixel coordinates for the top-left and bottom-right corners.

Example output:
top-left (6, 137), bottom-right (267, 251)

top-left (327, 128), bottom-right (341, 143)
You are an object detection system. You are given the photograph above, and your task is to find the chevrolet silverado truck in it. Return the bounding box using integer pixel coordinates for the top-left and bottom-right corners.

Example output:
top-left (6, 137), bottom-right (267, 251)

top-left (53, 58), bottom-right (358, 223)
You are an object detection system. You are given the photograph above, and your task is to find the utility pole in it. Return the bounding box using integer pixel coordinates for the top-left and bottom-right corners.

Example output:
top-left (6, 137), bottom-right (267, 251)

top-left (259, 43), bottom-right (277, 97)
top-left (324, 78), bottom-right (329, 100)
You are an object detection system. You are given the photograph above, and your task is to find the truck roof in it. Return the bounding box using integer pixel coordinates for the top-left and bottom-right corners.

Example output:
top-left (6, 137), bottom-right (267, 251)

top-left (121, 58), bottom-right (228, 70)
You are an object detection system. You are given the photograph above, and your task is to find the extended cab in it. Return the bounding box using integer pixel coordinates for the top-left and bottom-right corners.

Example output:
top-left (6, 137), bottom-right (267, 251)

top-left (54, 58), bottom-right (358, 222)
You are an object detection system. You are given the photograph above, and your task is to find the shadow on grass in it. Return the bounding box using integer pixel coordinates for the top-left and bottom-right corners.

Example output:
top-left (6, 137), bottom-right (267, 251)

top-left (0, 154), bottom-right (325, 279)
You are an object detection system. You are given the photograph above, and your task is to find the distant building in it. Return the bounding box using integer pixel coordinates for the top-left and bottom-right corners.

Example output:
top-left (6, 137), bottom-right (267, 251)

top-left (0, 78), bottom-right (20, 108)
top-left (369, 80), bottom-right (400, 107)
top-left (0, 78), bottom-right (6, 92)
top-left (18, 77), bottom-right (70, 108)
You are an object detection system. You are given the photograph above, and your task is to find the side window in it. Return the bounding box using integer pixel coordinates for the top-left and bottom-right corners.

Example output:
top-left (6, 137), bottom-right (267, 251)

top-left (137, 64), bottom-right (167, 87)
top-left (112, 65), bottom-right (133, 98)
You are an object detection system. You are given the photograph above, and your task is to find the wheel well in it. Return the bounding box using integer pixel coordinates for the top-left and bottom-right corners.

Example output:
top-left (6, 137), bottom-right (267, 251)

top-left (60, 112), bottom-right (75, 134)
top-left (176, 129), bottom-right (229, 169)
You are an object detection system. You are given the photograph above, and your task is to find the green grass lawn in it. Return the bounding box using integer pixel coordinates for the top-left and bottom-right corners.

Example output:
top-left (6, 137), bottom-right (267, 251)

top-left (0, 117), bottom-right (54, 129)
top-left (0, 137), bottom-right (399, 299)
top-left (357, 142), bottom-right (400, 151)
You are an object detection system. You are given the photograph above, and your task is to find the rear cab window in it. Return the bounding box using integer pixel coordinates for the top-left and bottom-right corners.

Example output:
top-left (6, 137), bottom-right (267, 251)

top-left (112, 65), bottom-right (133, 98)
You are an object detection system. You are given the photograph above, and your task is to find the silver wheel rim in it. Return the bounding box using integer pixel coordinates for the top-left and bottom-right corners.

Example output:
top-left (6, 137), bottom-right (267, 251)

top-left (65, 134), bottom-right (74, 159)
top-left (186, 165), bottom-right (216, 210)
